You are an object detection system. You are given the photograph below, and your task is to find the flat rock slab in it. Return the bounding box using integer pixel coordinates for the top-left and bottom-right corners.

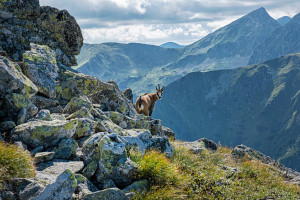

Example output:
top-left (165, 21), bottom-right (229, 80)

top-left (33, 159), bottom-right (84, 187)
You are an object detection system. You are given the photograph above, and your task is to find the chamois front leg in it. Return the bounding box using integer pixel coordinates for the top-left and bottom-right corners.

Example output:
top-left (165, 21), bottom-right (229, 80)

top-left (149, 104), bottom-right (155, 117)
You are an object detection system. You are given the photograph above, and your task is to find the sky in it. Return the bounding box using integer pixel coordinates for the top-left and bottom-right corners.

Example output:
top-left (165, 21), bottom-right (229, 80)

top-left (39, 0), bottom-right (300, 46)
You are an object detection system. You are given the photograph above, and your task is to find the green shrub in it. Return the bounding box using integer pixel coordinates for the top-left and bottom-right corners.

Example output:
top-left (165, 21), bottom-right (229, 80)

top-left (0, 141), bottom-right (35, 184)
top-left (138, 150), bottom-right (178, 186)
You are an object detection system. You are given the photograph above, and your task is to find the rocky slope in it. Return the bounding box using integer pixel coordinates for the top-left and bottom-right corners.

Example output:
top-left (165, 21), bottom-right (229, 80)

top-left (76, 8), bottom-right (300, 97)
top-left (154, 53), bottom-right (300, 170)
top-left (0, 1), bottom-right (175, 199)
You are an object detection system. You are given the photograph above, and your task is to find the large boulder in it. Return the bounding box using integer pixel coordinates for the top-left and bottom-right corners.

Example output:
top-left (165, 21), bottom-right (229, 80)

top-left (0, 56), bottom-right (38, 98)
top-left (22, 44), bottom-right (58, 99)
top-left (95, 134), bottom-right (138, 188)
top-left (10, 119), bottom-right (78, 149)
top-left (5, 93), bottom-right (38, 117)
top-left (31, 169), bottom-right (77, 200)
top-left (81, 133), bottom-right (106, 165)
top-left (0, 1), bottom-right (82, 66)
top-left (63, 96), bottom-right (92, 114)
top-left (56, 70), bottom-right (113, 102)
top-left (53, 138), bottom-right (78, 159)
top-left (30, 95), bottom-right (59, 110)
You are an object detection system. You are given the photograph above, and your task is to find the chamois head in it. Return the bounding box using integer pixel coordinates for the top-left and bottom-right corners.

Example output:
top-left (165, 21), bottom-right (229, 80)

top-left (156, 84), bottom-right (165, 99)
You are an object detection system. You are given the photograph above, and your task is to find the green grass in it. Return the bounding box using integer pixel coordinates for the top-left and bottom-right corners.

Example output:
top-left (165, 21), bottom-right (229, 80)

top-left (132, 141), bottom-right (300, 199)
top-left (0, 141), bottom-right (36, 186)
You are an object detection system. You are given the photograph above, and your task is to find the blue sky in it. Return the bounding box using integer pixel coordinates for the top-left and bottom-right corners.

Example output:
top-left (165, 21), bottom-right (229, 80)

top-left (40, 0), bottom-right (300, 45)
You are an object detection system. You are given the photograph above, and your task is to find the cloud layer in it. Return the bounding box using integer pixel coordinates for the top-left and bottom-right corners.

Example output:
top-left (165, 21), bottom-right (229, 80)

top-left (40, 0), bottom-right (300, 45)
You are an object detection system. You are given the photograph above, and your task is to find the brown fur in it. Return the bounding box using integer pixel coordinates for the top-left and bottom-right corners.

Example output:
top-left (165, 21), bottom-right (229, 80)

top-left (135, 85), bottom-right (164, 116)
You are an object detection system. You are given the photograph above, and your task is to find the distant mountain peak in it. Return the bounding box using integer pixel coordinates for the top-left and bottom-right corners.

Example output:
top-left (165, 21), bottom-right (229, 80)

top-left (277, 16), bottom-right (291, 25)
top-left (245, 7), bottom-right (273, 20)
top-left (160, 42), bottom-right (184, 49)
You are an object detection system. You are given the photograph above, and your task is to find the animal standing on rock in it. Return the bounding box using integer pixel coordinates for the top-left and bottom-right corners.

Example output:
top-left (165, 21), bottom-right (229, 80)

top-left (136, 85), bottom-right (165, 117)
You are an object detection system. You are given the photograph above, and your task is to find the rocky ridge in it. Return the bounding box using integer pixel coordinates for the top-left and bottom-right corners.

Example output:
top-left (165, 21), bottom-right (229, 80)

top-left (0, 1), bottom-right (299, 199)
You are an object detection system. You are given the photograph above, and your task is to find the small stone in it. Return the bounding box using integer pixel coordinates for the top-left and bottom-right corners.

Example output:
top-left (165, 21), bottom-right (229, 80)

top-left (35, 109), bottom-right (52, 121)
top-left (17, 108), bottom-right (28, 125)
top-left (54, 138), bottom-right (78, 159)
top-left (102, 179), bottom-right (116, 189)
top-left (34, 152), bottom-right (55, 164)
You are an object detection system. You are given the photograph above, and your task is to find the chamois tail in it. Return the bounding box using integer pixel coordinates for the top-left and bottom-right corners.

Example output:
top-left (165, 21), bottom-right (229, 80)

top-left (137, 96), bottom-right (143, 111)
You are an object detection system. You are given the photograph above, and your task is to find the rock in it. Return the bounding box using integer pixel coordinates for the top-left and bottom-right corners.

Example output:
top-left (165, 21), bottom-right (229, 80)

top-left (53, 138), bottom-right (78, 159)
top-left (0, 55), bottom-right (38, 99)
top-left (81, 132), bottom-right (106, 165)
top-left (75, 174), bottom-right (98, 198)
top-left (11, 119), bottom-right (78, 149)
top-left (149, 119), bottom-right (162, 135)
top-left (34, 159), bottom-right (84, 187)
top-left (94, 121), bottom-right (108, 133)
top-left (74, 118), bottom-right (95, 139)
top-left (106, 112), bottom-right (149, 130)
top-left (48, 106), bottom-right (64, 113)
top-left (198, 138), bottom-right (218, 151)
top-left (17, 108), bottom-right (28, 125)
top-left (175, 140), bottom-right (205, 154)
top-left (83, 188), bottom-right (128, 200)
top-left (161, 126), bottom-right (175, 139)
top-left (35, 109), bottom-right (52, 121)
top-left (89, 87), bottom-right (137, 116)
top-left (38, 6), bottom-right (83, 63)
top-left (5, 93), bottom-right (38, 117)
top-left (81, 160), bottom-right (98, 180)
top-left (56, 70), bottom-right (113, 102)
top-left (14, 178), bottom-right (44, 200)
top-left (13, 141), bottom-right (28, 150)
top-left (122, 179), bottom-right (150, 194)
top-left (22, 44), bottom-right (58, 99)
top-left (102, 179), bottom-right (117, 189)
top-left (30, 95), bottom-right (59, 110)
top-left (123, 130), bottom-right (174, 157)
top-left (66, 107), bottom-right (94, 120)
top-left (31, 169), bottom-right (77, 200)
top-left (0, 121), bottom-right (16, 132)
top-left (0, 191), bottom-right (17, 200)
top-left (34, 152), bottom-right (55, 164)
top-left (63, 96), bottom-right (93, 114)
top-left (0, 131), bottom-right (3, 141)
top-left (123, 88), bottom-right (133, 103)
top-left (0, 0), bottom-right (40, 19)
top-left (95, 134), bottom-right (138, 188)
top-left (50, 113), bottom-right (66, 121)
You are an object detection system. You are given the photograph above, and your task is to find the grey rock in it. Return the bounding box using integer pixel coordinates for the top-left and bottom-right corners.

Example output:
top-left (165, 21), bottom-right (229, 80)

top-left (94, 121), bottom-right (108, 133)
top-left (47, 106), bottom-right (64, 113)
top-left (66, 107), bottom-right (94, 120)
top-left (30, 146), bottom-right (44, 155)
top-left (198, 138), bottom-right (218, 151)
top-left (0, 56), bottom-right (38, 99)
top-left (83, 188), bottom-right (128, 200)
top-left (5, 93), bottom-right (38, 117)
top-left (63, 96), bottom-right (93, 114)
top-left (81, 132), bottom-right (105, 165)
top-left (22, 44), bottom-right (58, 99)
top-left (31, 169), bottom-right (77, 200)
top-left (35, 109), bottom-right (52, 121)
top-left (81, 160), bottom-right (98, 180)
top-left (34, 159), bottom-right (84, 187)
top-left (0, 121), bottom-right (16, 132)
top-left (125, 192), bottom-right (135, 200)
top-left (161, 126), bottom-right (175, 139)
top-left (74, 118), bottom-right (96, 139)
top-left (0, 191), bottom-right (17, 200)
top-left (34, 152), bottom-right (55, 164)
top-left (149, 119), bottom-right (162, 135)
top-left (102, 179), bottom-right (117, 189)
top-left (54, 138), bottom-right (78, 159)
top-left (123, 88), bottom-right (133, 103)
top-left (13, 141), bottom-right (28, 150)
top-left (0, 132), bottom-right (3, 141)
top-left (17, 108), bottom-right (28, 125)
top-left (11, 119), bottom-right (78, 149)
top-left (75, 174), bottom-right (98, 198)
top-left (122, 179), bottom-right (150, 194)
top-left (15, 179), bottom-right (44, 200)
top-left (30, 95), bottom-right (59, 110)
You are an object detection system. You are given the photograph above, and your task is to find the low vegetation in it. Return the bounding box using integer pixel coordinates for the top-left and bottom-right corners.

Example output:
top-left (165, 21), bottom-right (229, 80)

top-left (0, 141), bottom-right (35, 186)
top-left (132, 141), bottom-right (300, 199)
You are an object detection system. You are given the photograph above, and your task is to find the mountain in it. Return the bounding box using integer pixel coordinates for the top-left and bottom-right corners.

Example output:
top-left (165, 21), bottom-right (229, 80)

top-left (154, 53), bottom-right (300, 170)
top-left (75, 43), bottom-right (181, 92)
top-left (249, 13), bottom-right (300, 65)
top-left (160, 42), bottom-right (185, 48)
top-left (77, 7), bottom-right (300, 96)
top-left (277, 16), bottom-right (291, 25)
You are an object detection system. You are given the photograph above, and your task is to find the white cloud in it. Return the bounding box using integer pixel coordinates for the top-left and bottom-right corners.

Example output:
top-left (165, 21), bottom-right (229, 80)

top-left (40, 0), bottom-right (300, 45)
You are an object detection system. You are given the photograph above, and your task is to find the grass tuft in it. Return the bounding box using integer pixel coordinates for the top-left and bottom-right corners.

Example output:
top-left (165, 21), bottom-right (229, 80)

top-left (0, 141), bottom-right (36, 186)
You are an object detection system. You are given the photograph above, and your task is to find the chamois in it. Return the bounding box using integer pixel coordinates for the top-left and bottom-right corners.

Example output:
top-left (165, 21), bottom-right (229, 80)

top-left (135, 85), bottom-right (165, 117)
